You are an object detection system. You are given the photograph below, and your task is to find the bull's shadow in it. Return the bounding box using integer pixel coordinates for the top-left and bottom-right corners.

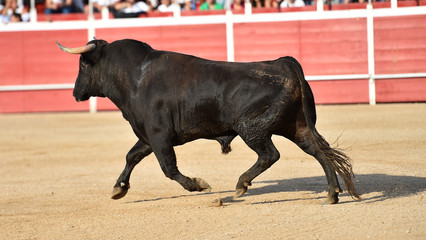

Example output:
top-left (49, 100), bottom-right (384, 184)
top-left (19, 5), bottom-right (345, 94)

top-left (246, 173), bottom-right (426, 204)
top-left (126, 174), bottom-right (425, 204)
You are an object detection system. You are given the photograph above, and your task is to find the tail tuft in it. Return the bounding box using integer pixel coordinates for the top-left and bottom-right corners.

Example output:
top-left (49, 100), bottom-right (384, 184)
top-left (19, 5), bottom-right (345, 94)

top-left (314, 131), bottom-right (361, 199)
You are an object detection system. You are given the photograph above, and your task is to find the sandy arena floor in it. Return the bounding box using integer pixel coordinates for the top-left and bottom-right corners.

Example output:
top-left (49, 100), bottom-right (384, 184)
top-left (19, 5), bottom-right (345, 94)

top-left (0, 103), bottom-right (425, 239)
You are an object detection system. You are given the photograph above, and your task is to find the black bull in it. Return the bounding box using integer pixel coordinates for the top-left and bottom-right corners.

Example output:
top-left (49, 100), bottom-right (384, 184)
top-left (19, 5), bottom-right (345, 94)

top-left (57, 39), bottom-right (359, 204)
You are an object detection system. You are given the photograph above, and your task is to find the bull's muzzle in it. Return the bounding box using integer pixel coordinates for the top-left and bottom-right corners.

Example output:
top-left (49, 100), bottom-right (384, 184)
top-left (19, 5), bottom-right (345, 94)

top-left (73, 91), bottom-right (90, 102)
top-left (73, 85), bottom-right (91, 102)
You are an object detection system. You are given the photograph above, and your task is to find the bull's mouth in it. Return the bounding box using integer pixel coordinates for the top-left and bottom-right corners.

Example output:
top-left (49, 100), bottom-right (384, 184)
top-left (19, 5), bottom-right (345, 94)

top-left (74, 94), bottom-right (91, 102)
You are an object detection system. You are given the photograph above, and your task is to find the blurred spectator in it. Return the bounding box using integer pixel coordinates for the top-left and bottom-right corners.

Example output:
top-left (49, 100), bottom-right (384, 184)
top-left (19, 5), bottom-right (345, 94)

top-left (73, 0), bottom-right (85, 12)
top-left (146, 0), bottom-right (158, 9)
top-left (250, 0), bottom-right (279, 8)
top-left (1, 0), bottom-right (29, 23)
top-left (324, 0), bottom-right (340, 4)
top-left (216, 0), bottom-right (226, 8)
top-left (112, 0), bottom-right (151, 17)
top-left (176, 0), bottom-right (193, 10)
top-left (148, 0), bottom-right (158, 9)
top-left (251, 0), bottom-right (259, 7)
top-left (10, 11), bottom-right (20, 21)
top-left (264, 0), bottom-right (273, 7)
top-left (157, 0), bottom-right (174, 11)
top-left (199, 0), bottom-right (223, 10)
top-left (344, 0), bottom-right (366, 3)
top-left (45, 0), bottom-right (74, 14)
top-left (231, 0), bottom-right (244, 10)
top-left (85, 0), bottom-right (120, 14)
top-left (280, 0), bottom-right (305, 7)
top-left (156, 0), bottom-right (203, 11)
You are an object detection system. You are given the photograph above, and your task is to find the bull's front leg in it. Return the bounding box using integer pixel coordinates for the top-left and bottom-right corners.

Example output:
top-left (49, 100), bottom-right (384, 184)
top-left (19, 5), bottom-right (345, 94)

top-left (150, 135), bottom-right (212, 193)
top-left (112, 140), bottom-right (152, 200)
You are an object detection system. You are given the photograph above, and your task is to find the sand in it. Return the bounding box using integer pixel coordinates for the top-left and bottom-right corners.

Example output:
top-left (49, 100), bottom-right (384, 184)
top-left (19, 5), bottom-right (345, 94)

top-left (1, 103), bottom-right (425, 239)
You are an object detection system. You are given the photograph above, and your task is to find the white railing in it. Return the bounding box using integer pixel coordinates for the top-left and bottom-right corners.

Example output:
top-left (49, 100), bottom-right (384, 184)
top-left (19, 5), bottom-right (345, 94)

top-left (1, 3), bottom-right (426, 112)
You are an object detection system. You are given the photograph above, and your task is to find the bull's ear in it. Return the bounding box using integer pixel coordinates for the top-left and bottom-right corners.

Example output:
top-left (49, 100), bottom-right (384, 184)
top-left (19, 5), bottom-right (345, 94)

top-left (83, 40), bottom-right (107, 64)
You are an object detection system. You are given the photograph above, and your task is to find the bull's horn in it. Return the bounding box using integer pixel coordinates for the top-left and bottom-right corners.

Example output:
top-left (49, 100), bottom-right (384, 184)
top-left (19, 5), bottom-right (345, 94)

top-left (56, 41), bottom-right (96, 54)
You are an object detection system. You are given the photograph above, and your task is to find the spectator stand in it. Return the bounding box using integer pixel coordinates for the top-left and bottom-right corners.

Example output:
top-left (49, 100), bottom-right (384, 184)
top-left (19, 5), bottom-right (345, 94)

top-left (7, 0), bottom-right (426, 22)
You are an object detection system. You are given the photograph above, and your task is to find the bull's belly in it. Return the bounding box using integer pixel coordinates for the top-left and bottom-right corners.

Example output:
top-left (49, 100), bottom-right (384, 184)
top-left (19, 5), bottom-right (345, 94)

top-left (174, 123), bottom-right (235, 145)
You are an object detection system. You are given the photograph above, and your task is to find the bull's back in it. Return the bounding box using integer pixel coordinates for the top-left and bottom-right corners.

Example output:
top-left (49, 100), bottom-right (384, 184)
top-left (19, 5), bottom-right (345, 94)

top-left (143, 52), bottom-right (300, 141)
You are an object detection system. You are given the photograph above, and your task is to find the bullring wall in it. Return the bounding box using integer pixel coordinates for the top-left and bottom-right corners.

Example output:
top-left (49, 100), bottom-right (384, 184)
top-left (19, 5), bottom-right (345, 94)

top-left (1, 6), bottom-right (426, 113)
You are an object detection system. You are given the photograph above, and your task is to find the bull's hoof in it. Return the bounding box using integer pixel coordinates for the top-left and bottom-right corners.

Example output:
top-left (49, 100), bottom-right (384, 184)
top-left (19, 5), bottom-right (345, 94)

top-left (324, 195), bottom-right (339, 204)
top-left (193, 178), bottom-right (212, 192)
top-left (221, 145), bottom-right (232, 154)
top-left (233, 181), bottom-right (251, 199)
top-left (233, 187), bottom-right (247, 200)
top-left (111, 186), bottom-right (128, 200)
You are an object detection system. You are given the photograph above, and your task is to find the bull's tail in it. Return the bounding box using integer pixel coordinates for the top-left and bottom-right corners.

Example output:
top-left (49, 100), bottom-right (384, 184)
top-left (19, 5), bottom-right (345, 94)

top-left (311, 129), bottom-right (360, 199)
top-left (287, 57), bottom-right (360, 199)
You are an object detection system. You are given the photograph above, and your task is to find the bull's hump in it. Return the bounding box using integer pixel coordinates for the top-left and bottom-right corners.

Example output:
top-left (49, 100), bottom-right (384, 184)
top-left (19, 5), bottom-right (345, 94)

top-left (248, 69), bottom-right (291, 88)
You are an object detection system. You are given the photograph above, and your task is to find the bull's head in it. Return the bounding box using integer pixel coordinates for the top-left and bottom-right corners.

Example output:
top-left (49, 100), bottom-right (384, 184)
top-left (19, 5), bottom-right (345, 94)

top-left (57, 40), bottom-right (107, 102)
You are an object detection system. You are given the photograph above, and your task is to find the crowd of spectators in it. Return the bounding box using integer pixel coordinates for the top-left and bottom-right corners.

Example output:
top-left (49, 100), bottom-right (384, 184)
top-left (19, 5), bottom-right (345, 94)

top-left (1, 0), bottom-right (29, 22)
top-left (0, 0), bottom-right (398, 23)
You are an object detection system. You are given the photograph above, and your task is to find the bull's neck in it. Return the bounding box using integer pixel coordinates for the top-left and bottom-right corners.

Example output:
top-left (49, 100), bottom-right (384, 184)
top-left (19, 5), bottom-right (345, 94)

top-left (101, 76), bottom-right (132, 112)
top-left (99, 48), bottom-right (151, 113)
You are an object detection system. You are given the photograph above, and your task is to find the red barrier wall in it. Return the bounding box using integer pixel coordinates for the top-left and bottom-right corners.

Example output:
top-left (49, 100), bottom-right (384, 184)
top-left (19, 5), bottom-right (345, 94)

top-left (0, 90), bottom-right (89, 113)
top-left (0, 30), bottom-right (87, 113)
top-left (376, 78), bottom-right (426, 103)
top-left (374, 15), bottom-right (426, 102)
top-left (234, 18), bottom-right (368, 76)
top-left (1, 12), bottom-right (426, 113)
top-left (309, 80), bottom-right (369, 104)
top-left (374, 15), bottom-right (426, 74)
top-left (96, 24), bottom-right (227, 61)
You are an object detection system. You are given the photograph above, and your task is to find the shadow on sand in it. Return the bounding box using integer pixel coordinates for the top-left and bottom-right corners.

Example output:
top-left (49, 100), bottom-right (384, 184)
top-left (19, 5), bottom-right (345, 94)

top-left (248, 173), bottom-right (426, 204)
top-left (126, 174), bottom-right (426, 205)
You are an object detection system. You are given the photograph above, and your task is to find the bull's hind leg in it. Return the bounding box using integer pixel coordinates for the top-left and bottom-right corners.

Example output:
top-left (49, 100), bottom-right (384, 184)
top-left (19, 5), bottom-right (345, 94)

top-left (234, 137), bottom-right (280, 199)
top-left (112, 140), bottom-right (153, 199)
top-left (293, 127), bottom-right (342, 204)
